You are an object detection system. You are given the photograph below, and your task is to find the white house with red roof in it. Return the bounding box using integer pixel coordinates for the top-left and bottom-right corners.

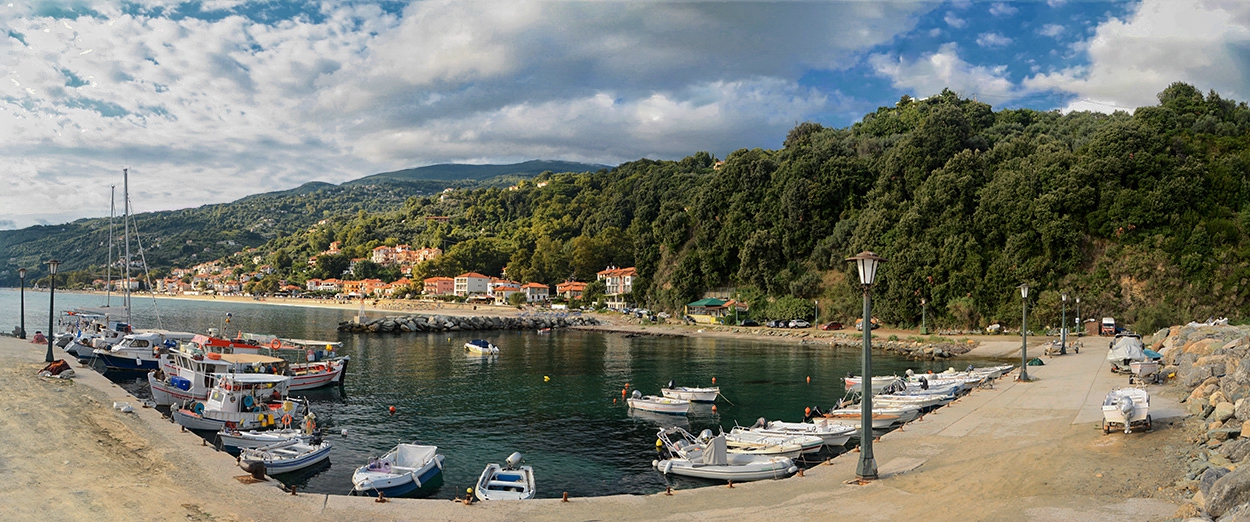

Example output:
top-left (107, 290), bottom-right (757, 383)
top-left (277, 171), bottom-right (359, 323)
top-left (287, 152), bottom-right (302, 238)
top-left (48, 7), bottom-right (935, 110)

top-left (596, 266), bottom-right (636, 309)
top-left (521, 282), bottom-right (550, 302)
top-left (454, 272), bottom-right (490, 296)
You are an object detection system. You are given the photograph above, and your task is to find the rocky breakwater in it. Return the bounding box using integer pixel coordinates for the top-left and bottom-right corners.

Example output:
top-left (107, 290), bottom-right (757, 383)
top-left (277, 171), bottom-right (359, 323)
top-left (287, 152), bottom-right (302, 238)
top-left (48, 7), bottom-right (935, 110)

top-left (691, 325), bottom-right (972, 361)
top-left (337, 314), bottom-right (600, 333)
top-left (1150, 323), bottom-right (1250, 519)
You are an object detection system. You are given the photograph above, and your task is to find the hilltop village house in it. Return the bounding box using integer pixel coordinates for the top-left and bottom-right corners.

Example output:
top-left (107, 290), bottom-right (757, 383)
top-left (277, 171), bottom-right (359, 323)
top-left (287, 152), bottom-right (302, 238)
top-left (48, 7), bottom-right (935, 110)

top-left (596, 266), bottom-right (635, 310)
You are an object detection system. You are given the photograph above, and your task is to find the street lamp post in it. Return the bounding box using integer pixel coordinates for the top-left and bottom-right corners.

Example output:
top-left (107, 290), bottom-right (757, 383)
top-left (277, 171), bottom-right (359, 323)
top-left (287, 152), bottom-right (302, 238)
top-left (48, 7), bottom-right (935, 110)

top-left (846, 250), bottom-right (886, 481)
top-left (46, 259), bottom-right (60, 363)
top-left (920, 298), bottom-right (928, 335)
top-left (1019, 283), bottom-right (1030, 381)
top-left (1060, 292), bottom-right (1068, 355)
top-left (1075, 297), bottom-right (1081, 337)
top-left (18, 267), bottom-right (27, 339)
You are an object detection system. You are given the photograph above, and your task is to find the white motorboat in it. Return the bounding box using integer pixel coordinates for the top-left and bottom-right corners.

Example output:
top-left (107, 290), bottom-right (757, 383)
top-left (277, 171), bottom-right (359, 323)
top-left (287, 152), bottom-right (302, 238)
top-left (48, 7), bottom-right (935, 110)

top-left (465, 339), bottom-right (500, 355)
top-left (171, 374), bottom-right (307, 431)
top-left (94, 330), bottom-right (196, 371)
top-left (746, 419), bottom-right (856, 447)
top-left (660, 381), bottom-right (719, 402)
top-left (240, 438), bottom-right (332, 474)
top-left (216, 427), bottom-right (313, 451)
top-left (873, 394), bottom-right (949, 411)
top-left (474, 452), bottom-right (535, 501)
top-left (652, 428), bottom-right (797, 482)
top-left (1102, 388), bottom-right (1151, 434)
top-left (1108, 334), bottom-right (1146, 373)
top-left (811, 405), bottom-right (917, 430)
top-left (726, 427), bottom-right (821, 455)
top-left (627, 390), bottom-right (690, 415)
top-left (352, 443), bottom-right (446, 498)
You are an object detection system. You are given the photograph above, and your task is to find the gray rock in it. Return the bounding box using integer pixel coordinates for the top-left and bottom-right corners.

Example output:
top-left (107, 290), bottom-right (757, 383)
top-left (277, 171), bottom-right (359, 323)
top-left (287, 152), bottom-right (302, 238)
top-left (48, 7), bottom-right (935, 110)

top-left (1205, 467), bottom-right (1234, 496)
top-left (1189, 365), bottom-right (1219, 388)
top-left (1222, 438), bottom-right (1250, 463)
top-left (1208, 465), bottom-right (1250, 516)
top-left (1219, 501), bottom-right (1250, 522)
top-left (1219, 403), bottom-right (1238, 422)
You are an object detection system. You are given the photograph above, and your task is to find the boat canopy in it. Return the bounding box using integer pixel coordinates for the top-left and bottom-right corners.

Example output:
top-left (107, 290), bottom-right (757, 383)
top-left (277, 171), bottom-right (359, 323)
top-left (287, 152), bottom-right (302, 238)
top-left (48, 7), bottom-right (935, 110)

top-left (702, 434), bottom-right (728, 465)
top-left (1107, 336), bottom-right (1146, 363)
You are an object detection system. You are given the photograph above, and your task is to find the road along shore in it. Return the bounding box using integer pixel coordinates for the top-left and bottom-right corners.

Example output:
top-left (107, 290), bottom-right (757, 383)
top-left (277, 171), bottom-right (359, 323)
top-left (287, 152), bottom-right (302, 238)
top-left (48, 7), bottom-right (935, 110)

top-left (0, 330), bottom-right (1189, 521)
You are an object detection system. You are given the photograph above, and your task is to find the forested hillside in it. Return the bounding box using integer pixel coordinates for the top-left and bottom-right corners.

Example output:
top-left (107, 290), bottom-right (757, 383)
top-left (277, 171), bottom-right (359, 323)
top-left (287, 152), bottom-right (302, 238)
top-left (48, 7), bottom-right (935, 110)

top-left (9, 83), bottom-right (1250, 333)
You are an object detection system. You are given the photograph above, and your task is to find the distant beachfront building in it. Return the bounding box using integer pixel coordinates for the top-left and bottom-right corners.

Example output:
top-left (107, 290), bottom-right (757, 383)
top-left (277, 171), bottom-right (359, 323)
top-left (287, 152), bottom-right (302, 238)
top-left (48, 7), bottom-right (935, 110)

top-left (521, 282), bottom-right (550, 302)
top-left (555, 281), bottom-right (587, 300)
top-left (596, 266), bottom-right (636, 309)
top-left (454, 272), bottom-right (490, 296)
top-left (423, 276), bottom-right (455, 296)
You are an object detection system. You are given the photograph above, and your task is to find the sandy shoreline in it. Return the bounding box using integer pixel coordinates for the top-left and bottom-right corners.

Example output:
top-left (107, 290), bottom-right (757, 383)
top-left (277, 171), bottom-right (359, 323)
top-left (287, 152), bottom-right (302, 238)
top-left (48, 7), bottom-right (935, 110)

top-left (0, 302), bottom-right (1189, 521)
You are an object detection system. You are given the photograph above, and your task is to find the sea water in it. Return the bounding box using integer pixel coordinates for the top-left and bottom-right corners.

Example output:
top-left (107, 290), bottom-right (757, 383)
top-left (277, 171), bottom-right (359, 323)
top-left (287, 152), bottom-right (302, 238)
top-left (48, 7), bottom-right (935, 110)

top-left (0, 289), bottom-right (1004, 498)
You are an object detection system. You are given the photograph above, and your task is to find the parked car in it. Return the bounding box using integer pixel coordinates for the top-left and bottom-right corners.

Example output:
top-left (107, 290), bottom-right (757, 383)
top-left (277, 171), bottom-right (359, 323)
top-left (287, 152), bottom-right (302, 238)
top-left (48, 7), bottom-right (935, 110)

top-left (738, 319), bottom-right (760, 327)
top-left (788, 320), bottom-right (811, 329)
top-left (819, 321), bottom-right (843, 331)
top-left (766, 320), bottom-right (787, 328)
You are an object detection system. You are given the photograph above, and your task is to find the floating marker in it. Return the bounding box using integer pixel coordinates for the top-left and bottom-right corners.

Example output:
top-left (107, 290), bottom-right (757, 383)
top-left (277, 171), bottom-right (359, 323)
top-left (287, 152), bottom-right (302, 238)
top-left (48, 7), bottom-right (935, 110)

top-left (625, 383), bottom-right (630, 389)
top-left (805, 407), bottom-right (811, 417)
top-left (544, 375), bottom-right (550, 382)
top-left (806, 376), bottom-right (811, 384)
top-left (712, 377), bottom-right (716, 384)
top-left (388, 406), bottom-right (396, 416)
top-left (712, 405), bottom-right (717, 412)
top-left (622, 389), bottom-right (627, 397)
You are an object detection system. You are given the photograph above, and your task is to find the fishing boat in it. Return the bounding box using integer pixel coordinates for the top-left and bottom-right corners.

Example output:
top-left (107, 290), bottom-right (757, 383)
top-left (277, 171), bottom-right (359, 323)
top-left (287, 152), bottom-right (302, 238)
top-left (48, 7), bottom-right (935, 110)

top-left (474, 452), bottom-right (535, 501)
top-left (149, 350), bottom-right (291, 406)
top-left (627, 390), bottom-right (690, 415)
top-left (93, 330), bottom-right (196, 371)
top-left (58, 308), bottom-right (132, 359)
top-left (652, 427), bottom-right (797, 482)
top-left (351, 443), bottom-right (446, 498)
top-left (660, 380), bottom-right (719, 402)
top-left (1102, 387), bottom-right (1151, 434)
top-left (742, 418), bottom-right (856, 447)
top-left (808, 406), bottom-right (914, 430)
top-left (465, 339), bottom-right (500, 355)
top-left (193, 332), bottom-right (349, 389)
top-left (842, 375), bottom-right (907, 394)
top-left (171, 374), bottom-right (307, 431)
top-left (873, 393), bottom-right (950, 411)
top-left (239, 437), bottom-right (332, 474)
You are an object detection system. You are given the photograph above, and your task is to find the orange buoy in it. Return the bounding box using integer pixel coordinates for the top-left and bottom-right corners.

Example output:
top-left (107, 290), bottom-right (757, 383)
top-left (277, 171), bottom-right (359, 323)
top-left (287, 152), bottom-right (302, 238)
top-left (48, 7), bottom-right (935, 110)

top-left (622, 389), bottom-right (627, 397)
top-left (806, 376), bottom-right (811, 384)
top-left (805, 407), bottom-right (811, 417)
top-left (711, 377), bottom-right (716, 384)
top-left (613, 398), bottom-right (617, 404)
top-left (712, 405), bottom-right (717, 412)
top-left (388, 406), bottom-right (396, 416)
top-left (625, 383), bottom-right (630, 389)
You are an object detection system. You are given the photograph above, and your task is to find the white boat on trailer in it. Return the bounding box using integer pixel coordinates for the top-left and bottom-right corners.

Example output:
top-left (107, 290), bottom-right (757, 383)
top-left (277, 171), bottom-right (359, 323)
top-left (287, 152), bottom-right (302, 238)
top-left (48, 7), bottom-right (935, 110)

top-left (627, 390), bottom-right (690, 415)
top-left (474, 452), bottom-right (536, 501)
top-left (1102, 387), bottom-right (1151, 434)
top-left (652, 427), bottom-right (797, 482)
top-left (240, 438), bottom-right (332, 474)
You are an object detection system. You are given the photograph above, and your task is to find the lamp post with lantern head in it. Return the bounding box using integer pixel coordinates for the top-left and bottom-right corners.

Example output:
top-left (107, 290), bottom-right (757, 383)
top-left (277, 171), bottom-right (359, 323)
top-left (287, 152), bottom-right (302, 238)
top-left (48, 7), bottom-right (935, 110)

top-left (846, 250), bottom-right (886, 481)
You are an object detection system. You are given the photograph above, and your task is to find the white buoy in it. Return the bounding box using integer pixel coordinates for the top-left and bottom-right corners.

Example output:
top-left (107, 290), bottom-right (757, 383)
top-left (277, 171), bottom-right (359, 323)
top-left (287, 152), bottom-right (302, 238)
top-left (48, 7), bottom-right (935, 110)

top-left (341, 428), bottom-right (348, 438)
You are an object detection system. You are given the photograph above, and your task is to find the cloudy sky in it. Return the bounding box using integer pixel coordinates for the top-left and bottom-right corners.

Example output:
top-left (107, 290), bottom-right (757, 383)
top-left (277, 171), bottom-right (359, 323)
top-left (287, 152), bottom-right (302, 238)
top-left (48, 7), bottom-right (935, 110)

top-left (3, 0), bottom-right (1249, 229)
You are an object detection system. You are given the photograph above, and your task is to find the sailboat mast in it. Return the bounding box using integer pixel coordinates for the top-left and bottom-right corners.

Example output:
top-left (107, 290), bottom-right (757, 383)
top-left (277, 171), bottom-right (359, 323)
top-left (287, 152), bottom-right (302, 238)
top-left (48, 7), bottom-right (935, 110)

top-left (123, 168), bottom-right (132, 322)
top-left (106, 185), bottom-right (115, 307)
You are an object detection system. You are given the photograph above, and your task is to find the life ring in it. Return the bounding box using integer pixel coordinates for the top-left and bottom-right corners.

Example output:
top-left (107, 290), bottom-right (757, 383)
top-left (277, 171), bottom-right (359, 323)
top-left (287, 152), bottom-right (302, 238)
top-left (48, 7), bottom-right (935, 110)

top-left (206, 352), bottom-right (222, 360)
top-left (270, 339), bottom-right (281, 349)
top-left (281, 414), bottom-right (293, 428)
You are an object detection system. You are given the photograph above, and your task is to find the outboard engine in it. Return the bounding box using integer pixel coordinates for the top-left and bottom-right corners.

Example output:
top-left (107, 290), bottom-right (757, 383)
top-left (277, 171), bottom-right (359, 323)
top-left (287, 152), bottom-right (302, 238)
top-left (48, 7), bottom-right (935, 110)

top-left (751, 417), bottom-right (767, 429)
top-left (698, 429), bottom-right (714, 442)
top-left (905, 369), bottom-right (914, 377)
top-left (631, 389), bottom-right (642, 399)
top-left (505, 452), bottom-right (524, 470)
top-left (311, 430), bottom-right (324, 446)
top-left (919, 376), bottom-right (929, 390)
top-left (966, 364), bottom-right (975, 372)
top-left (667, 379), bottom-right (677, 390)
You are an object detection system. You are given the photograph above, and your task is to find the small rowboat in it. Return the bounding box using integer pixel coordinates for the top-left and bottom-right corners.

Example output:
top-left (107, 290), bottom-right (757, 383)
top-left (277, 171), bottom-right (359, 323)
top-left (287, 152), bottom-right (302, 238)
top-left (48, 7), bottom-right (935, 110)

top-left (627, 390), bottom-right (690, 415)
top-left (660, 381), bottom-right (719, 403)
top-left (352, 443), bottom-right (446, 498)
top-left (474, 452), bottom-right (535, 501)
top-left (239, 438), bottom-right (332, 474)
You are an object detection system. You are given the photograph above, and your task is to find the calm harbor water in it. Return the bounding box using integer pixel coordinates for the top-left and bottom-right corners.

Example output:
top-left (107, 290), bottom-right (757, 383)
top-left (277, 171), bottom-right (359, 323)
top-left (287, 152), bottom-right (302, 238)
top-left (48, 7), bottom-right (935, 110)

top-left (0, 288), bottom-right (1004, 498)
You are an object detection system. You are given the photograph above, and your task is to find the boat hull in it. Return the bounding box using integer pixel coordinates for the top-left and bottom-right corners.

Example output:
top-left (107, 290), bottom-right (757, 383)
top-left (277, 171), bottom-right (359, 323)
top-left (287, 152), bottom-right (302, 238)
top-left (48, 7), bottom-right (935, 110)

top-left (217, 429), bottom-right (312, 451)
top-left (652, 456), bottom-right (797, 482)
top-left (352, 454), bottom-right (445, 498)
top-left (628, 396), bottom-right (690, 415)
top-left (661, 387), bottom-right (718, 402)
top-left (242, 442), bottom-right (332, 474)
top-left (95, 352), bottom-right (158, 371)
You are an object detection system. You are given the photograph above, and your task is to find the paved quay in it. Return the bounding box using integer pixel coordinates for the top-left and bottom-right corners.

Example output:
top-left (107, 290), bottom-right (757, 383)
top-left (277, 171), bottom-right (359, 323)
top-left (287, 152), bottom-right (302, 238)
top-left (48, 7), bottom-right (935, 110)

top-left (0, 334), bottom-right (1185, 521)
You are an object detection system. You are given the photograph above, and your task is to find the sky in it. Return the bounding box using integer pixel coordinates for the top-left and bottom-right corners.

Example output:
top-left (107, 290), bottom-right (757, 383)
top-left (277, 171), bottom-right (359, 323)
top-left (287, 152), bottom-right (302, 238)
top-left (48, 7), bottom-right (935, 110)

top-left (3, 0), bottom-right (1250, 229)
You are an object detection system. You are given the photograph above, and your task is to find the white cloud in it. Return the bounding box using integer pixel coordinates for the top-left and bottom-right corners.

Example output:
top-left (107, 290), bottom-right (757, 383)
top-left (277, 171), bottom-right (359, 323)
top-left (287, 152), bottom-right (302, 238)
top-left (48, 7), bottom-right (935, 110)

top-left (869, 43), bottom-right (1020, 101)
top-left (1048, 0), bottom-right (1068, 7)
top-left (1025, 0), bottom-right (1250, 112)
top-left (976, 33), bottom-right (1013, 47)
top-left (1038, 24), bottom-right (1066, 38)
top-left (989, 3), bottom-right (1018, 17)
top-left (944, 12), bottom-right (967, 28)
top-left (0, 1), bottom-right (941, 228)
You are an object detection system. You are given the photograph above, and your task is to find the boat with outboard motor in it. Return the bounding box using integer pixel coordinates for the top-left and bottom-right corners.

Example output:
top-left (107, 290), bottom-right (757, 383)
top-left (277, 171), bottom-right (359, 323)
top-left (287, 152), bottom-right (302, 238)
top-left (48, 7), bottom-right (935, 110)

top-left (351, 443), bottom-right (446, 498)
top-left (724, 427), bottom-right (820, 456)
top-left (171, 373), bottom-right (308, 431)
top-left (1102, 387), bottom-right (1151, 434)
top-left (474, 452), bottom-right (535, 501)
top-left (58, 308), bottom-right (133, 359)
top-left (740, 418), bottom-right (856, 447)
top-left (465, 339), bottom-right (500, 355)
top-left (652, 427), bottom-right (797, 482)
top-left (216, 426), bottom-right (315, 451)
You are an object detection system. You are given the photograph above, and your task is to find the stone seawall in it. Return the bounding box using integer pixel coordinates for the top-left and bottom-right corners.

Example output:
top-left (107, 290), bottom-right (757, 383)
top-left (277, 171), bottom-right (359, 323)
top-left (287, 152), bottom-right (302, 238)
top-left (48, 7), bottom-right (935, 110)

top-left (337, 313), bottom-right (600, 333)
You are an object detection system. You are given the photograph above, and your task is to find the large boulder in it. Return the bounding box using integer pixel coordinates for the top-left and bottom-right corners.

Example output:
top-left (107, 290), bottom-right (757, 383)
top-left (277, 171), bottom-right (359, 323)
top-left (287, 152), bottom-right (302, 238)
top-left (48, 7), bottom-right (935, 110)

top-left (1208, 465), bottom-right (1250, 516)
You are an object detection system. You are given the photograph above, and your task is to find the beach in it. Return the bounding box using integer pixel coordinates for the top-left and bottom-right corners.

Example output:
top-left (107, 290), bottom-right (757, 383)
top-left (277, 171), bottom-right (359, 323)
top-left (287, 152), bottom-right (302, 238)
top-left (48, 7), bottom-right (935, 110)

top-left (0, 295), bottom-right (1191, 521)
